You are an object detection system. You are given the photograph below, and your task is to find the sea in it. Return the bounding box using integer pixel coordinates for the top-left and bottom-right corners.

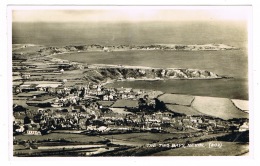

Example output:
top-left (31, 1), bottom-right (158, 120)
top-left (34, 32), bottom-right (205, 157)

top-left (12, 21), bottom-right (248, 100)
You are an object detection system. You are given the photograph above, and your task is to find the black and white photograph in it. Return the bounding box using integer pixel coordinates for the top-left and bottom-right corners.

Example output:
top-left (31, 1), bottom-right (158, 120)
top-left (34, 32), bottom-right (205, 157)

top-left (9, 5), bottom-right (251, 157)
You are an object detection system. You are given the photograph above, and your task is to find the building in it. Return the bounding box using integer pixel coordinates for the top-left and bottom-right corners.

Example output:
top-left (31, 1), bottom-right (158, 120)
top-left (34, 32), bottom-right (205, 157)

top-left (239, 122), bottom-right (249, 132)
top-left (21, 73), bottom-right (31, 79)
top-left (24, 128), bottom-right (42, 135)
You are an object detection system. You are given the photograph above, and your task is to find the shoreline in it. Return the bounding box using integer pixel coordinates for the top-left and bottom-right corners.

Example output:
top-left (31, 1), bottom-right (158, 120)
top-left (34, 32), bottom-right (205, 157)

top-left (13, 43), bottom-right (239, 53)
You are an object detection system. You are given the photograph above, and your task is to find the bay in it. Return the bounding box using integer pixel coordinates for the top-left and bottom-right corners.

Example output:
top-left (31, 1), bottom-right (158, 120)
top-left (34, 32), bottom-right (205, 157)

top-left (54, 50), bottom-right (248, 79)
top-left (105, 78), bottom-right (248, 100)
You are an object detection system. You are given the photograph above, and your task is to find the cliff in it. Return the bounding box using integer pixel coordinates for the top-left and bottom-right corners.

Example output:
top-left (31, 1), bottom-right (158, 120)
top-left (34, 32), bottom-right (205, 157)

top-left (83, 67), bottom-right (220, 83)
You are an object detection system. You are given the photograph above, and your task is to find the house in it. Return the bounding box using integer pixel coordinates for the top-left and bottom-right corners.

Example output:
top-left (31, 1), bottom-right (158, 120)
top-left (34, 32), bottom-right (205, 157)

top-left (182, 118), bottom-right (192, 126)
top-left (51, 101), bottom-right (63, 108)
top-left (24, 128), bottom-right (41, 135)
top-left (103, 47), bottom-right (110, 52)
top-left (87, 125), bottom-right (97, 131)
top-left (21, 73), bottom-right (31, 79)
top-left (162, 111), bottom-right (174, 118)
top-left (148, 99), bottom-right (156, 107)
top-left (116, 88), bottom-right (125, 94)
top-left (60, 69), bottom-right (64, 74)
top-left (89, 102), bottom-right (99, 110)
top-left (103, 95), bottom-right (109, 101)
top-left (97, 126), bottom-right (110, 132)
top-left (109, 94), bottom-right (115, 100)
top-left (124, 88), bottom-right (132, 93)
top-left (92, 84), bottom-right (98, 89)
top-left (88, 89), bottom-right (98, 95)
top-left (208, 120), bottom-right (217, 127)
top-left (107, 88), bottom-right (116, 93)
top-left (122, 94), bottom-right (128, 99)
top-left (127, 93), bottom-right (136, 99)
top-left (13, 114), bottom-right (25, 124)
top-left (132, 89), bottom-right (143, 95)
top-left (239, 122), bottom-right (249, 132)
top-left (189, 117), bottom-right (198, 123)
top-left (14, 125), bottom-right (25, 133)
top-left (78, 119), bottom-right (87, 130)
top-left (153, 112), bottom-right (163, 119)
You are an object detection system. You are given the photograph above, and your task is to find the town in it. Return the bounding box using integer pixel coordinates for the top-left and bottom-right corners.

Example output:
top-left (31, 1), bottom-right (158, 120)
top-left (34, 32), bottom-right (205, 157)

top-left (12, 44), bottom-right (249, 156)
top-left (13, 56), bottom-right (248, 136)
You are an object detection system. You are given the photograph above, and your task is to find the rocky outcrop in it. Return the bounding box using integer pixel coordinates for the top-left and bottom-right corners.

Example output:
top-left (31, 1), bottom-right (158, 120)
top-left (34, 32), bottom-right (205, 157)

top-left (83, 67), bottom-right (220, 83)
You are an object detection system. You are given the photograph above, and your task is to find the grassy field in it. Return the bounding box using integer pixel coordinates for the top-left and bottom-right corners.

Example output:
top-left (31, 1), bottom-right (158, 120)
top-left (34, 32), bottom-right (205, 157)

top-left (97, 101), bottom-right (115, 107)
top-left (111, 99), bottom-right (138, 108)
top-left (166, 104), bottom-right (204, 116)
top-left (13, 45), bottom-right (44, 54)
top-left (158, 93), bottom-right (194, 106)
top-left (192, 96), bottom-right (249, 120)
top-left (109, 108), bottom-right (133, 114)
top-left (13, 99), bottom-right (28, 107)
top-left (152, 141), bottom-right (249, 156)
top-left (142, 90), bottom-right (164, 99)
top-left (14, 133), bottom-right (105, 143)
top-left (231, 99), bottom-right (249, 111)
top-left (102, 132), bottom-right (190, 145)
top-left (100, 133), bottom-right (232, 156)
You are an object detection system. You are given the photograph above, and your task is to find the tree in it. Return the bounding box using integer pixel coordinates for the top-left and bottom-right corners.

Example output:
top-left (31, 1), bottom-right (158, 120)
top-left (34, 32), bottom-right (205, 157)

top-left (138, 98), bottom-right (147, 109)
top-left (33, 113), bottom-right (43, 123)
top-left (79, 88), bottom-right (85, 98)
top-left (229, 125), bottom-right (238, 133)
top-left (154, 98), bottom-right (166, 111)
top-left (13, 105), bottom-right (26, 113)
top-left (24, 116), bottom-right (31, 124)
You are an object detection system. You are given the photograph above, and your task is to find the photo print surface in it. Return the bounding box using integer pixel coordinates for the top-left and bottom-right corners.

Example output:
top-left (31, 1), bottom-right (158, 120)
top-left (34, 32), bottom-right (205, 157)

top-left (11, 6), bottom-right (250, 157)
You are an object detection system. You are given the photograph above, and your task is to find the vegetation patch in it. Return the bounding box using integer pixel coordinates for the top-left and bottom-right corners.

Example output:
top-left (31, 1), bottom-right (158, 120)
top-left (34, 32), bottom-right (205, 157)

top-left (166, 104), bottom-right (204, 116)
top-left (158, 93), bottom-right (194, 106)
top-left (152, 141), bottom-right (249, 156)
top-left (231, 99), bottom-right (249, 112)
top-left (112, 99), bottom-right (139, 108)
top-left (192, 96), bottom-right (248, 120)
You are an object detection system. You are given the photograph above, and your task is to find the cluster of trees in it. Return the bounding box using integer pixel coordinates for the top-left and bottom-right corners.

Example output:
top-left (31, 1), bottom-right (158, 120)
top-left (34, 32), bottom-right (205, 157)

top-left (138, 97), bottom-right (167, 113)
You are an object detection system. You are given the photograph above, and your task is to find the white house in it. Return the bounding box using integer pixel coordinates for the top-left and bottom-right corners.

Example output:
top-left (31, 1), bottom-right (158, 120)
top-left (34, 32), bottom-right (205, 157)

top-left (239, 122), bottom-right (249, 132)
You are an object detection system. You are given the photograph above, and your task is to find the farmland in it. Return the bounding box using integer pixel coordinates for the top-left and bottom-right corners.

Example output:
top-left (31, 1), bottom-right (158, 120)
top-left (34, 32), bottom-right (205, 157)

top-left (14, 133), bottom-right (105, 143)
top-left (152, 141), bottom-right (249, 156)
top-left (166, 104), bottom-right (204, 116)
top-left (102, 132), bottom-right (198, 146)
top-left (191, 96), bottom-right (249, 120)
top-left (111, 99), bottom-right (139, 108)
top-left (12, 19), bottom-right (249, 157)
top-left (158, 93), bottom-right (194, 106)
top-left (231, 99), bottom-right (249, 112)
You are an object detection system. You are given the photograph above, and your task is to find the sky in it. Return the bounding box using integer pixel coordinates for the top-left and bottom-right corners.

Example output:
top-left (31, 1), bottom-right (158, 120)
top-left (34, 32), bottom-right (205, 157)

top-left (12, 6), bottom-right (251, 23)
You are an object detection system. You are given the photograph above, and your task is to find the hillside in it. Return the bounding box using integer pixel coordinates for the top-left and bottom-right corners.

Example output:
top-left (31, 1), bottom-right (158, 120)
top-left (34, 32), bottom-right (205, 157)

top-left (191, 96), bottom-right (248, 120)
top-left (37, 43), bottom-right (238, 54)
top-left (83, 67), bottom-right (221, 83)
